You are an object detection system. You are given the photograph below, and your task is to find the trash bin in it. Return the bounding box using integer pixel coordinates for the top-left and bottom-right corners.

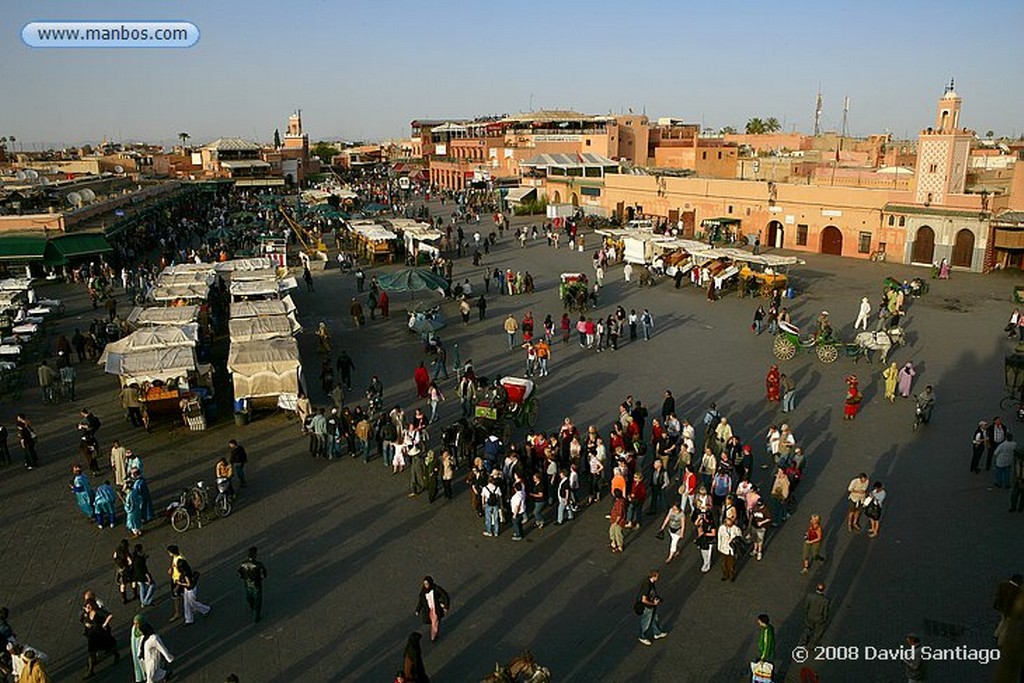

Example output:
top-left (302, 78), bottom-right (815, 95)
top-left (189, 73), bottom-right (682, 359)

top-left (234, 411), bottom-right (250, 427)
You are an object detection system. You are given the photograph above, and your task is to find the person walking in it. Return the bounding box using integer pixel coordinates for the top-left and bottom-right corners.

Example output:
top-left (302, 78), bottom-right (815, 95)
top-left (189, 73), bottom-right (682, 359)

top-left (854, 296), bottom-right (871, 331)
top-left (800, 583), bottom-right (831, 647)
top-left (780, 373), bottom-right (796, 413)
top-left (16, 414), bottom-right (38, 470)
top-left (641, 309), bottom-right (654, 341)
top-left (402, 633), bottom-right (430, 683)
top-left (414, 576), bottom-right (451, 642)
top-left (865, 481), bottom-right (886, 537)
top-left (167, 545), bottom-right (210, 625)
top-left (801, 514), bottom-right (824, 574)
top-left (236, 547), bottom-right (268, 624)
top-left (755, 614), bottom-right (776, 672)
top-left (749, 498), bottom-right (772, 561)
top-left (897, 361), bottom-right (916, 398)
top-left (228, 439), bottom-right (248, 489)
top-left (847, 472), bottom-right (869, 532)
top-left (883, 362), bottom-right (899, 403)
top-left (971, 420), bottom-right (989, 474)
top-left (37, 360), bottom-right (57, 403)
top-left (481, 472), bottom-right (502, 537)
top-left (694, 510), bottom-right (716, 573)
top-left (476, 294), bottom-right (487, 321)
top-left (993, 433), bottom-right (1017, 489)
top-left (609, 489), bottom-right (627, 553)
top-left (987, 416), bottom-right (1007, 472)
top-left (336, 350), bottom-right (355, 391)
top-left (137, 620), bottom-right (174, 683)
top-left (503, 314), bottom-right (518, 350)
top-left (133, 544), bottom-right (156, 607)
top-left (717, 516), bottom-right (741, 581)
top-left (81, 596), bottom-right (119, 678)
top-left (635, 570), bottom-right (668, 645)
top-left (659, 503), bottom-right (686, 563)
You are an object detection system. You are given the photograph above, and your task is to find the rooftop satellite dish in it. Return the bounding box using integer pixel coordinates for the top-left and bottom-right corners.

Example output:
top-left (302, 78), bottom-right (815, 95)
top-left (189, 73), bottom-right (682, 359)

top-left (80, 188), bottom-right (96, 203)
top-left (113, 165), bottom-right (125, 174)
top-left (15, 171), bottom-right (27, 181)
top-left (24, 169), bottom-right (39, 180)
top-left (66, 192), bottom-right (84, 207)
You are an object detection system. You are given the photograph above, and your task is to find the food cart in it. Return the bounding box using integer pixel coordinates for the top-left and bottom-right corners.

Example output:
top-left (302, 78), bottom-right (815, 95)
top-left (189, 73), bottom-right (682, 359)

top-left (347, 221), bottom-right (398, 264)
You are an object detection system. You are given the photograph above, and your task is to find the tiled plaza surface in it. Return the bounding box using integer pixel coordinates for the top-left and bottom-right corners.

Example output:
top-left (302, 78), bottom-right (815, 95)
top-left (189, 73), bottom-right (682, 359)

top-left (0, 204), bottom-right (1019, 682)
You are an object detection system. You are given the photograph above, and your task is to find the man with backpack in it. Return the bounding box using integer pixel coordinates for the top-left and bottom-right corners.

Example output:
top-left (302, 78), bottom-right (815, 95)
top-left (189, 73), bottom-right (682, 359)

top-left (481, 472), bottom-right (503, 537)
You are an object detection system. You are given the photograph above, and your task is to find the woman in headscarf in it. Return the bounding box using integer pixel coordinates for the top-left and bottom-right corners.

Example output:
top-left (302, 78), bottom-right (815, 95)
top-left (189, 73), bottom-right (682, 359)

top-left (765, 365), bottom-right (781, 402)
top-left (130, 614), bottom-right (148, 683)
top-left (69, 464), bottom-right (94, 520)
top-left (414, 576), bottom-right (451, 642)
top-left (897, 361), bottom-right (916, 398)
top-left (125, 483), bottom-right (143, 538)
top-left (843, 375), bottom-right (862, 420)
top-left (413, 361), bottom-right (430, 399)
top-left (316, 321), bottom-right (332, 355)
top-left (882, 362), bottom-right (899, 403)
top-left (402, 632), bottom-right (430, 683)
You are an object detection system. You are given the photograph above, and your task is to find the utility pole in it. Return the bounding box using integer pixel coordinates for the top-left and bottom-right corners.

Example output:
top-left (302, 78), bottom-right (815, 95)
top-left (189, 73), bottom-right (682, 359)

top-left (813, 88), bottom-right (823, 137)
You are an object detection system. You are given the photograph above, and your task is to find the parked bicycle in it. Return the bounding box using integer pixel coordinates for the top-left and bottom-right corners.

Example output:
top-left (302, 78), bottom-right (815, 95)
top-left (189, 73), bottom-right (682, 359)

top-left (168, 480), bottom-right (231, 532)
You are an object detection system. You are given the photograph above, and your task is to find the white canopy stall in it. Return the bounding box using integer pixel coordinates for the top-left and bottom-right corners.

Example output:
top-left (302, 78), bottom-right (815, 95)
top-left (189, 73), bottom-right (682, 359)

top-left (228, 315), bottom-right (295, 342)
top-left (227, 337), bottom-right (303, 410)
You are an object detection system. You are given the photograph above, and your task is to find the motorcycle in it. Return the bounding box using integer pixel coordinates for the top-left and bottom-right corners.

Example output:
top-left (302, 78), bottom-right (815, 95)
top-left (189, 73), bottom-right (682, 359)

top-left (913, 398), bottom-right (933, 431)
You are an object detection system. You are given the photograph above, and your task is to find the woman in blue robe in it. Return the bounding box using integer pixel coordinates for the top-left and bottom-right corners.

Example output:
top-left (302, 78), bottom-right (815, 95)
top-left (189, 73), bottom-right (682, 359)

top-left (125, 485), bottom-right (143, 538)
top-left (70, 465), bottom-right (93, 518)
top-left (132, 475), bottom-right (155, 523)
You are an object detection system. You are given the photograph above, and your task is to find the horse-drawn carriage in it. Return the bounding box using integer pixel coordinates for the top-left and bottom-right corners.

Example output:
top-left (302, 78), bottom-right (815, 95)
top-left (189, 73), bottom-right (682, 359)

top-left (774, 320), bottom-right (906, 364)
top-left (474, 377), bottom-right (538, 441)
top-left (559, 273), bottom-right (590, 312)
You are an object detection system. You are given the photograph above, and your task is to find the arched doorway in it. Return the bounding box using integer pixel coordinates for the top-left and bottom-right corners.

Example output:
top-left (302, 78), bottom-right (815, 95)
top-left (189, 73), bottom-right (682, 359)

top-left (767, 220), bottom-right (784, 249)
top-left (625, 206), bottom-right (635, 221)
top-left (952, 228), bottom-right (975, 268)
top-left (570, 193), bottom-right (579, 207)
top-left (552, 190), bottom-right (561, 204)
top-left (911, 225), bottom-right (935, 264)
top-left (820, 225), bottom-right (843, 255)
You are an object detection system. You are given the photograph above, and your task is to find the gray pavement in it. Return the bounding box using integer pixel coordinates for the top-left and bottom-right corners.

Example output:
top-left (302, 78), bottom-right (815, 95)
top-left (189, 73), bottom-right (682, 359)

top-left (0, 202), bottom-right (1021, 683)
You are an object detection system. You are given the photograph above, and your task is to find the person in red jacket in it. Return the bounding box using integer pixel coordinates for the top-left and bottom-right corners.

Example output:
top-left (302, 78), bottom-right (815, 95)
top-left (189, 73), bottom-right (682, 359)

top-left (626, 473), bottom-right (647, 529)
top-left (413, 362), bottom-right (430, 399)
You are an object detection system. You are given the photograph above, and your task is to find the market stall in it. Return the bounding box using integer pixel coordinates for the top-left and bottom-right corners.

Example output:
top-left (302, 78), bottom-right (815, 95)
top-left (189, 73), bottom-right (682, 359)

top-left (229, 278), bottom-right (297, 302)
top-left (227, 337), bottom-right (303, 412)
top-left (213, 257), bottom-right (274, 273)
top-left (228, 315), bottom-right (294, 342)
top-left (148, 282), bottom-right (210, 305)
top-left (347, 221), bottom-right (397, 264)
top-left (127, 306), bottom-right (200, 328)
top-left (229, 298), bottom-right (301, 333)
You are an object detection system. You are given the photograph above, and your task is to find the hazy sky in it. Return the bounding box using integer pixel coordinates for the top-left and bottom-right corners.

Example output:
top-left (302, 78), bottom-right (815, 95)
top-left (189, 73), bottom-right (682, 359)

top-left (5, 0), bottom-right (1023, 148)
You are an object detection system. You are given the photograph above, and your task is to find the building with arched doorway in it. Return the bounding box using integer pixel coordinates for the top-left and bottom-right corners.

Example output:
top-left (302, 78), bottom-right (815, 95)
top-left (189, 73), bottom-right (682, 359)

top-left (885, 205), bottom-right (988, 270)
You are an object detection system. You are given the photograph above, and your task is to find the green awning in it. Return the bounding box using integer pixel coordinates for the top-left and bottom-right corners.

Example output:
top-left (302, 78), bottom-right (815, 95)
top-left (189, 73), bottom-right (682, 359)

top-left (0, 235), bottom-right (48, 261)
top-left (701, 217), bottom-right (741, 228)
top-left (50, 233), bottom-right (113, 258)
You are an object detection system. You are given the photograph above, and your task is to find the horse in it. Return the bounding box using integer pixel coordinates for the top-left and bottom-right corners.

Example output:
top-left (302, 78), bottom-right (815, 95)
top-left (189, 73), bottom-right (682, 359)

top-left (480, 652), bottom-right (551, 683)
top-left (853, 327), bottom-right (905, 363)
top-left (443, 417), bottom-right (486, 469)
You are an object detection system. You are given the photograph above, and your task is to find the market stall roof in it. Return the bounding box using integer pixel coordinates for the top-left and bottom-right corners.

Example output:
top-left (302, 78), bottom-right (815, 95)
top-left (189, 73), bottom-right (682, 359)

top-left (49, 233), bottom-right (113, 259)
top-left (228, 315), bottom-right (294, 342)
top-left (229, 279), bottom-right (289, 298)
top-left (690, 247), bottom-right (803, 268)
top-left (155, 271), bottom-right (217, 288)
top-left (349, 224), bottom-right (398, 241)
top-left (220, 160), bottom-right (271, 170)
top-left (230, 296), bottom-right (296, 318)
top-left (227, 337), bottom-right (301, 399)
top-left (230, 267), bottom-right (281, 282)
top-left (213, 257), bottom-right (273, 272)
top-left (99, 325), bottom-right (198, 366)
top-left (161, 263), bottom-right (217, 275)
top-left (0, 235), bottom-right (47, 262)
top-left (0, 291), bottom-right (25, 309)
top-left (108, 345), bottom-right (198, 385)
top-left (505, 187), bottom-right (538, 203)
top-left (127, 306), bottom-right (199, 327)
top-left (149, 283), bottom-right (210, 302)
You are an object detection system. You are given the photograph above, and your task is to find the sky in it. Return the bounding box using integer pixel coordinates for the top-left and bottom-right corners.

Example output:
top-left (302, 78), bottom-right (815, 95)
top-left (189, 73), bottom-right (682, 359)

top-left (3, 0), bottom-right (1023, 149)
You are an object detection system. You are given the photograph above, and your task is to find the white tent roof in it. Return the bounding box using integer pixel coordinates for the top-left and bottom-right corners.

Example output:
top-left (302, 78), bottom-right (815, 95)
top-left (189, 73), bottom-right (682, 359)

top-left (108, 345), bottom-right (198, 384)
top-left (156, 271), bottom-right (216, 288)
top-left (229, 279), bottom-right (282, 298)
top-left (149, 283), bottom-right (210, 302)
top-left (213, 257), bottom-right (273, 272)
top-left (127, 306), bottom-right (199, 326)
top-left (230, 299), bottom-right (287, 318)
top-left (228, 315), bottom-right (295, 342)
top-left (230, 267), bottom-right (281, 282)
top-left (227, 337), bottom-right (301, 399)
top-left (99, 325), bottom-right (197, 363)
top-left (161, 263), bottom-right (217, 275)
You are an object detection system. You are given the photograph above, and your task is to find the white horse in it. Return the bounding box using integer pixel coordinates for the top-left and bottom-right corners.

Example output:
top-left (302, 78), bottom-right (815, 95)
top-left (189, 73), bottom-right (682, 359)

top-left (854, 327), bottom-right (906, 362)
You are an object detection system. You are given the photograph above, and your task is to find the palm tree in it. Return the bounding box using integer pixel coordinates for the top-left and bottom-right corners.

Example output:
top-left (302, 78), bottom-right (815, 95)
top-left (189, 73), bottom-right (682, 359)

top-left (745, 118), bottom-right (766, 135)
top-left (178, 131), bottom-right (190, 151)
top-left (986, 130), bottom-right (995, 139)
top-left (720, 126), bottom-right (738, 135)
top-left (764, 118), bottom-right (782, 133)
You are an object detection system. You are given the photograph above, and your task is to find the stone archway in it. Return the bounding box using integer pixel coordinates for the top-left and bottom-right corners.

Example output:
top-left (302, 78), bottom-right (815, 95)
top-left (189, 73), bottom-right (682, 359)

top-left (951, 228), bottom-right (975, 268)
top-left (625, 206), bottom-right (635, 221)
top-left (570, 193), bottom-right (579, 207)
top-left (911, 225), bottom-right (935, 264)
top-left (820, 225), bottom-right (843, 255)
top-left (552, 190), bottom-right (561, 204)
top-left (767, 220), bottom-right (784, 248)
